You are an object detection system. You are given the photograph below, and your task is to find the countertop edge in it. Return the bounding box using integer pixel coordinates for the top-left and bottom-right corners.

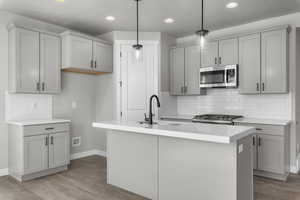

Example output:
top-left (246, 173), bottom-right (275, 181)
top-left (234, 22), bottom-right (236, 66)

top-left (6, 119), bottom-right (71, 126)
top-left (93, 122), bottom-right (255, 144)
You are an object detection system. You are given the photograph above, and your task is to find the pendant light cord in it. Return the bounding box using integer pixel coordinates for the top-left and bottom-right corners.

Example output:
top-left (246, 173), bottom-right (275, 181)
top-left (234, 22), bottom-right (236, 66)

top-left (201, 0), bottom-right (204, 30)
top-left (136, 0), bottom-right (139, 45)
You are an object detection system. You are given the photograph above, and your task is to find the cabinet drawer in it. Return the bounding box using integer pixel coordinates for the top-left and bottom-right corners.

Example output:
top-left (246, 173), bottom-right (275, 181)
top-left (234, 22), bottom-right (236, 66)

top-left (24, 123), bottom-right (69, 137)
top-left (235, 123), bottom-right (285, 136)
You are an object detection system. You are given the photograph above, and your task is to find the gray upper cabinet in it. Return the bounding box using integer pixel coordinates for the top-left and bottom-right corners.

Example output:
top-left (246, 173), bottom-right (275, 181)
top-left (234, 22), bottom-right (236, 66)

top-left (239, 28), bottom-right (289, 95)
top-left (93, 42), bottom-right (113, 72)
top-left (185, 46), bottom-right (202, 95)
top-left (8, 27), bottom-right (40, 93)
top-left (219, 38), bottom-right (238, 65)
top-left (8, 25), bottom-right (61, 94)
top-left (170, 47), bottom-right (185, 95)
top-left (201, 41), bottom-right (218, 67)
top-left (61, 31), bottom-right (113, 74)
top-left (40, 34), bottom-right (61, 93)
top-left (170, 46), bottom-right (205, 96)
top-left (239, 33), bottom-right (261, 94)
top-left (261, 29), bottom-right (288, 93)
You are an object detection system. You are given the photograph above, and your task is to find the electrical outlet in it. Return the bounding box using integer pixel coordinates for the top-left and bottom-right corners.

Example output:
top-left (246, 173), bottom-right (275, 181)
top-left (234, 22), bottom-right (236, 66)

top-left (72, 137), bottom-right (81, 147)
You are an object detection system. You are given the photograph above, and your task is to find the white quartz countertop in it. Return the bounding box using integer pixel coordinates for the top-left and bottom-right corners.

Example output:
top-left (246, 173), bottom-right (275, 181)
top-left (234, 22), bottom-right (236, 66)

top-left (93, 120), bottom-right (255, 144)
top-left (160, 115), bottom-right (291, 126)
top-left (7, 119), bottom-right (71, 126)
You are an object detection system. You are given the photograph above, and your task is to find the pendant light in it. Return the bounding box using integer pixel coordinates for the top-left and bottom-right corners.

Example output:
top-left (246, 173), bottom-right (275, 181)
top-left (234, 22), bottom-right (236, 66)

top-left (196, 0), bottom-right (209, 49)
top-left (133, 0), bottom-right (143, 60)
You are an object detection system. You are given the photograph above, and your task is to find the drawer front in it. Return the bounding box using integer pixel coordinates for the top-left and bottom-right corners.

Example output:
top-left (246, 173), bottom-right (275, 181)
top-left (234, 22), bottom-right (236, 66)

top-left (235, 123), bottom-right (285, 136)
top-left (24, 123), bottom-right (69, 137)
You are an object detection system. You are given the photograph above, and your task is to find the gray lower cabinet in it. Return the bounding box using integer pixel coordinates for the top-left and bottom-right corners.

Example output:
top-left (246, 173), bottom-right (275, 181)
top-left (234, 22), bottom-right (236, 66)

top-left (236, 122), bottom-right (290, 181)
top-left (170, 46), bottom-right (206, 96)
top-left (239, 28), bottom-right (289, 94)
top-left (8, 123), bottom-right (70, 182)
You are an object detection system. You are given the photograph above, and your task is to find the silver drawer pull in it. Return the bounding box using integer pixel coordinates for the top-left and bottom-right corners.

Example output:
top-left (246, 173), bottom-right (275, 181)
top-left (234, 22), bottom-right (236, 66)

top-left (256, 128), bottom-right (263, 131)
top-left (45, 127), bottom-right (54, 130)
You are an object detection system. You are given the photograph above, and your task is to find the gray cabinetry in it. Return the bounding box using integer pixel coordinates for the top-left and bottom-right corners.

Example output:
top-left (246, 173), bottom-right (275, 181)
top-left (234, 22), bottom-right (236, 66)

top-left (93, 42), bottom-right (113, 72)
top-left (236, 122), bottom-right (290, 181)
top-left (200, 38), bottom-right (238, 67)
top-left (170, 46), bottom-right (206, 96)
top-left (239, 33), bottom-right (261, 94)
top-left (8, 122), bottom-right (70, 182)
top-left (8, 25), bottom-right (61, 94)
top-left (239, 28), bottom-right (289, 94)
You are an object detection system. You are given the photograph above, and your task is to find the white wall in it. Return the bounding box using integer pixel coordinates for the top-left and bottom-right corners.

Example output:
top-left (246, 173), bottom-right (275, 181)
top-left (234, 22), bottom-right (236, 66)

top-left (176, 12), bottom-right (300, 170)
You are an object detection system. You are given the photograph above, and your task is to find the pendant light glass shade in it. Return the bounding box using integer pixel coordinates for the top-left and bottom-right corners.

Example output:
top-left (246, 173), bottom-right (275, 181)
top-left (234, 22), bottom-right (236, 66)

top-left (196, 0), bottom-right (209, 49)
top-left (133, 0), bottom-right (143, 60)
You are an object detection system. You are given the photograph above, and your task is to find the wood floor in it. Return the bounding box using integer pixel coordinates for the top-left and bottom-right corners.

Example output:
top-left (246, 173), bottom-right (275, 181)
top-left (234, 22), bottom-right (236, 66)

top-left (0, 156), bottom-right (299, 200)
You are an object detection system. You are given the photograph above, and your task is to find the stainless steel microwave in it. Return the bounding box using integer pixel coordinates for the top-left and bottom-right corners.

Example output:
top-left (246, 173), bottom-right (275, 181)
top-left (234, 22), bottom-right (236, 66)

top-left (199, 65), bottom-right (238, 88)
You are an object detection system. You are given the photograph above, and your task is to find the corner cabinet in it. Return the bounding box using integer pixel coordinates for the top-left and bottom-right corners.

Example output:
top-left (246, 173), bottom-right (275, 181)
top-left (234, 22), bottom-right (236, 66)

top-left (239, 28), bottom-right (289, 94)
top-left (170, 46), bottom-right (206, 96)
top-left (61, 31), bottom-right (113, 75)
top-left (8, 122), bottom-right (70, 182)
top-left (8, 25), bottom-right (61, 94)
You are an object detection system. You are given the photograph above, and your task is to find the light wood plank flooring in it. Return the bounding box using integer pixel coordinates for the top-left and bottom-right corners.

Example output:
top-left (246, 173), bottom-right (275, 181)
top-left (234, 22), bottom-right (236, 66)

top-left (0, 155), bottom-right (299, 200)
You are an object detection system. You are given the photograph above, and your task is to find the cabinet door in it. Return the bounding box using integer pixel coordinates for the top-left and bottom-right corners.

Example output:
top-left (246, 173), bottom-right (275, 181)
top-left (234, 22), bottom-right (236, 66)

top-left (239, 34), bottom-right (261, 94)
top-left (68, 36), bottom-right (93, 70)
top-left (15, 28), bottom-right (40, 93)
top-left (49, 132), bottom-right (70, 169)
top-left (261, 29), bottom-right (288, 93)
top-left (93, 42), bottom-right (113, 72)
top-left (185, 46), bottom-right (201, 95)
top-left (257, 134), bottom-right (285, 174)
top-left (24, 135), bottom-right (48, 174)
top-left (200, 41), bottom-right (218, 67)
top-left (219, 38), bottom-right (238, 65)
top-left (40, 34), bottom-right (61, 94)
top-left (170, 47), bottom-right (185, 95)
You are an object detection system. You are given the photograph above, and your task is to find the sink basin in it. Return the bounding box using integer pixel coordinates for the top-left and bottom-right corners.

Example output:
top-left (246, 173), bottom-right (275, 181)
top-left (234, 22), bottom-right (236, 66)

top-left (138, 121), bottom-right (182, 126)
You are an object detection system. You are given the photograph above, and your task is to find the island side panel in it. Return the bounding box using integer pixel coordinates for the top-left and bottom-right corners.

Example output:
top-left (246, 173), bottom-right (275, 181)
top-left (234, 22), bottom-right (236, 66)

top-left (158, 136), bottom-right (238, 200)
top-left (237, 135), bottom-right (253, 200)
top-left (106, 130), bottom-right (158, 200)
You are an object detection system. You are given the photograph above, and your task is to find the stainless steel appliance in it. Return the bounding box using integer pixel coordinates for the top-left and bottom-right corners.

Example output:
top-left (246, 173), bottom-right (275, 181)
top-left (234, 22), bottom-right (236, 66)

top-left (199, 65), bottom-right (238, 88)
top-left (192, 114), bottom-right (243, 125)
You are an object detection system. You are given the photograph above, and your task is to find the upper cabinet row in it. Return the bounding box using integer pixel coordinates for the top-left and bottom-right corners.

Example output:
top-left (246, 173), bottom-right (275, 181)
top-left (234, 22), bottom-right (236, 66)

top-left (61, 31), bottom-right (113, 75)
top-left (8, 25), bottom-right (61, 94)
top-left (170, 27), bottom-right (289, 96)
top-left (8, 26), bottom-right (113, 94)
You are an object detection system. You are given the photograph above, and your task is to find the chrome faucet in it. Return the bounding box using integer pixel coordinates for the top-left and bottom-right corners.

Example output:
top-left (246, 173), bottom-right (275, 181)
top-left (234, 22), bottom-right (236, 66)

top-left (146, 95), bottom-right (160, 125)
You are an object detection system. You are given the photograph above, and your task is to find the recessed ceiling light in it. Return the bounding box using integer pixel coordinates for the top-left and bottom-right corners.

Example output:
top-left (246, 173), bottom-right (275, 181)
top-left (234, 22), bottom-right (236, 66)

top-left (55, 0), bottom-right (65, 2)
top-left (106, 16), bottom-right (116, 21)
top-left (164, 18), bottom-right (175, 24)
top-left (226, 2), bottom-right (238, 8)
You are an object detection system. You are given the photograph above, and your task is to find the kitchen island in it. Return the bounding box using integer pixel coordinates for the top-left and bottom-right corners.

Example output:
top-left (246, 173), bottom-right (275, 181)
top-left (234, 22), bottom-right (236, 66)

top-left (93, 120), bottom-right (255, 200)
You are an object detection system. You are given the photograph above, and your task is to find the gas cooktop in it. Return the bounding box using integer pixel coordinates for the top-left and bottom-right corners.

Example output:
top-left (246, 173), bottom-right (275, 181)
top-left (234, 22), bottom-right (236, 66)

top-left (192, 114), bottom-right (243, 125)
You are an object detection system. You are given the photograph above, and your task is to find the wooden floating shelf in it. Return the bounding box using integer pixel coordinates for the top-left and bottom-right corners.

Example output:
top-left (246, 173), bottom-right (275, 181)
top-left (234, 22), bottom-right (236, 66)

top-left (62, 68), bottom-right (111, 75)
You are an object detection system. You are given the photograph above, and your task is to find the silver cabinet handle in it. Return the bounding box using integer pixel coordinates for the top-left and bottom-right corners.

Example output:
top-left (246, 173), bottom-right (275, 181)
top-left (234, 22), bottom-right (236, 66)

top-left (94, 60), bottom-right (97, 68)
top-left (214, 57), bottom-right (217, 65)
top-left (45, 136), bottom-right (49, 146)
top-left (256, 128), bottom-right (263, 131)
top-left (256, 83), bottom-right (260, 91)
top-left (51, 136), bottom-right (54, 145)
top-left (42, 82), bottom-right (45, 91)
top-left (90, 60), bottom-right (94, 68)
top-left (252, 136), bottom-right (256, 146)
top-left (219, 57), bottom-right (222, 65)
top-left (36, 82), bottom-right (40, 91)
top-left (45, 127), bottom-right (54, 131)
top-left (258, 137), bottom-right (261, 146)
top-left (262, 83), bottom-right (265, 91)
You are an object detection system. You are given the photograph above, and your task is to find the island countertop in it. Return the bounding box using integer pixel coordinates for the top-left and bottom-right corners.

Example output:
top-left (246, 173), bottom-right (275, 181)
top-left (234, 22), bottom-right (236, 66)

top-left (93, 120), bottom-right (255, 144)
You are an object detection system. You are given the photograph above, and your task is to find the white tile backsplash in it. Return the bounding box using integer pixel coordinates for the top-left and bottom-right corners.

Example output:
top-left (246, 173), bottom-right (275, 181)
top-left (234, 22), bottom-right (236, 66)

top-left (5, 92), bottom-right (53, 121)
top-left (177, 89), bottom-right (291, 120)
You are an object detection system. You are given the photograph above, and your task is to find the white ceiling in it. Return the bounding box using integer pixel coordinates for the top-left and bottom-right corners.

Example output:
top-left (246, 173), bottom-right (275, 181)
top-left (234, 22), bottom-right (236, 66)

top-left (0, 0), bottom-right (300, 37)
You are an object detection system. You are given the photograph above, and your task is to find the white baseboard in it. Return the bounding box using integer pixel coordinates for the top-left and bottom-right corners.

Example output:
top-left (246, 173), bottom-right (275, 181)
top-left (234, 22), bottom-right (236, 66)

top-left (0, 168), bottom-right (8, 177)
top-left (71, 149), bottom-right (107, 160)
top-left (290, 154), bottom-right (300, 174)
